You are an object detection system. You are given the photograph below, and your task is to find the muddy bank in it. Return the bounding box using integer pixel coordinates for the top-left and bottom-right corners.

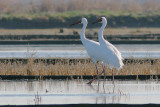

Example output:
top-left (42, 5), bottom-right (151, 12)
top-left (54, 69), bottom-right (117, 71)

top-left (0, 33), bottom-right (160, 44)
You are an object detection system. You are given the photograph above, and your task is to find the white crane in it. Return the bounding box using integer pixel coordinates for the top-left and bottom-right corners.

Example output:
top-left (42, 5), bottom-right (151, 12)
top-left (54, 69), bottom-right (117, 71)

top-left (70, 18), bottom-right (103, 81)
top-left (88, 17), bottom-right (124, 84)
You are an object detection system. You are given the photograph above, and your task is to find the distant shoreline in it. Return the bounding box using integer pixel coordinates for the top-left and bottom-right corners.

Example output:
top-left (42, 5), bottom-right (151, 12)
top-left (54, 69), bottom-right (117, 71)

top-left (0, 40), bottom-right (159, 44)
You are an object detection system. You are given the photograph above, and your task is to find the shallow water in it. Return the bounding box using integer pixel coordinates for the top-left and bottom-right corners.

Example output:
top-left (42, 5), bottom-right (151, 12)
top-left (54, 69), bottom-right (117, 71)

top-left (0, 80), bottom-right (160, 105)
top-left (0, 44), bottom-right (159, 58)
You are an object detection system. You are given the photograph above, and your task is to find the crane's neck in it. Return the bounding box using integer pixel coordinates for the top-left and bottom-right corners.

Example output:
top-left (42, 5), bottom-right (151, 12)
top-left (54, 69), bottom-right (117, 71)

top-left (80, 23), bottom-right (87, 45)
top-left (98, 22), bottom-right (107, 43)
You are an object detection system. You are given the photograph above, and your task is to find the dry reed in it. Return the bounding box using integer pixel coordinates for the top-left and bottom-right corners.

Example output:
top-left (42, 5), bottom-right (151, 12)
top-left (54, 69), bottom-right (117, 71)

top-left (0, 0), bottom-right (160, 14)
top-left (0, 58), bottom-right (159, 76)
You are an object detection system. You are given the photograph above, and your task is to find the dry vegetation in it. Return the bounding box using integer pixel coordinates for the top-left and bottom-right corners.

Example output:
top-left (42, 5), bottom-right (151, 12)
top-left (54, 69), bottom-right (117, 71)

top-left (0, 28), bottom-right (160, 36)
top-left (0, 58), bottom-right (160, 76)
top-left (0, 0), bottom-right (160, 14)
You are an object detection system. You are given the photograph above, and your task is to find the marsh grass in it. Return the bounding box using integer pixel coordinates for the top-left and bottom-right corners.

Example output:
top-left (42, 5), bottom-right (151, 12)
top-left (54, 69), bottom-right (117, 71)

top-left (0, 28), bottom-right (160, 36)
top-left (0, 58), bottom-right (160, 76)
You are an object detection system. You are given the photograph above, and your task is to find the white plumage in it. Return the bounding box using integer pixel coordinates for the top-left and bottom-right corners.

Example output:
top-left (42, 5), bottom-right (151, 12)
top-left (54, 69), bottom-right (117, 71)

top-left (97, 17), bottom-right (123, 70)
top-left (79, 18), bottom-right (103, 63)
top-left (71, 17), bottom-right (124, 84)
top-left (70, 18), bottom-right (103, 77)
top-left (88, 17), bottom-right (124, 84)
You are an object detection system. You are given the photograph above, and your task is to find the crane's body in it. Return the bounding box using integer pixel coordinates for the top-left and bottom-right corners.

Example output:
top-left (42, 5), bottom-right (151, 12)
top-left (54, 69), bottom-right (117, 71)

top-left (70, 18), bottom-right (103, 79)
top-left (79, 19), bottom-right (102, 63)
top-left (82, 39), bottom-right (102, 64)
top-left (100, 41), bottom-right (123, 69)
top-left (71, 17), bottom-right (124, 84)
top-left (98, 17), bottom-right (123, 69)
top-left (88, 17), bottom-right (124, 84)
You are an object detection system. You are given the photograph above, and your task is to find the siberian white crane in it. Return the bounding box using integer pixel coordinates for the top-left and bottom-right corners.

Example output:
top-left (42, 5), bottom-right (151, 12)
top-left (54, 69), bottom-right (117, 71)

top-left (70, 18), bottom-right (103, 81)
top-left (88, 17), bottom-right (124, 84)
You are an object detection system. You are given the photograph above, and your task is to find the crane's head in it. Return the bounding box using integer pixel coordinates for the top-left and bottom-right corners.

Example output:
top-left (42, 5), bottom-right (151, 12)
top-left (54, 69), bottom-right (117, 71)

top-left (70, 18), bottom-right (88, 26)
top-left (92, 17), bottom-right (107, 24)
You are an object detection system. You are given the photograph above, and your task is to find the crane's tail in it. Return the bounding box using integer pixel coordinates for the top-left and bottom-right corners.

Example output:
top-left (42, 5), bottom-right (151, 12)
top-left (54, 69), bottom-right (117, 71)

top-left (117, 59), bottom-right (124, 71)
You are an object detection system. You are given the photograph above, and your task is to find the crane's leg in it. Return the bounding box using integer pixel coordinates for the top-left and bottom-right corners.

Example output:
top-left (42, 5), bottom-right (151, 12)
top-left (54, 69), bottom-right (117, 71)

top-left (87, 64), bottom-right (99, 84)
top-left (102, 65), bottom-right (106, 89)
top-left (103, 65), bottom-right (106, 83)
top-left (95, 64), bottom-right (100, 85)
top-left (95, 64), bottom-right (99, 80)
top-left (112, 69), bottom-right (115, 84)
top-left (87, 65), bottom-right (105, 84)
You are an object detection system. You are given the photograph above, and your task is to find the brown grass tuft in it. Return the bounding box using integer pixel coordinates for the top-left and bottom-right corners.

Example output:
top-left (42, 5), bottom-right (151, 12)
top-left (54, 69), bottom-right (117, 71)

top-left (0, 58), bottom-right (159, 76)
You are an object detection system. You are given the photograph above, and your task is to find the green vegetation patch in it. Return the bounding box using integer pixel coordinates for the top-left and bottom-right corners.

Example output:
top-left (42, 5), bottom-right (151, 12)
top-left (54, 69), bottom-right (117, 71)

top-left (0, 11), bottom-right (160, 28)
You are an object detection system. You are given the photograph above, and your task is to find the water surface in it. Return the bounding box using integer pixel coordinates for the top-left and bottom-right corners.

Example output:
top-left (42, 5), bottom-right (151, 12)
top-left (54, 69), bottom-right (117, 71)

top-left (0, 44), bottom-right (159, 58)
top-left (0, 80), bottom-right (160, 105)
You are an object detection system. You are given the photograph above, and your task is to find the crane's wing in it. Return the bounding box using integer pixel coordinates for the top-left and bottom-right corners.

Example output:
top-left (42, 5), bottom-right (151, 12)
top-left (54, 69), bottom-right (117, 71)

top-left (109, 44), bottom-right (123, 60)
top-left (102, 41), bottom-right (124, 69)
top-left (83, 39), bottom-right (102, 63)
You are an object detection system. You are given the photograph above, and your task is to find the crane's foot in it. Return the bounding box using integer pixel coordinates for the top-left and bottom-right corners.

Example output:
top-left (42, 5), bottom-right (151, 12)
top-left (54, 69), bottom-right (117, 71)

top-left (87, 71), bottom-right (105, 84)
top-left (87, 76), bottom-right (99, 84)
top-left (87, 78), bottom-right (96, 84)
top-left (112, 80), bottom-right (115, 84)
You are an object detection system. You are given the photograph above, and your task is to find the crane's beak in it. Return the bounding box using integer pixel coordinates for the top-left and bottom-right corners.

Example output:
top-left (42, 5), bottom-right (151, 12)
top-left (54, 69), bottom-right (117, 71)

top-left (70, 20), bottom-right (81, 27)
top-left (92, 18), bottom-right (102, 24)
